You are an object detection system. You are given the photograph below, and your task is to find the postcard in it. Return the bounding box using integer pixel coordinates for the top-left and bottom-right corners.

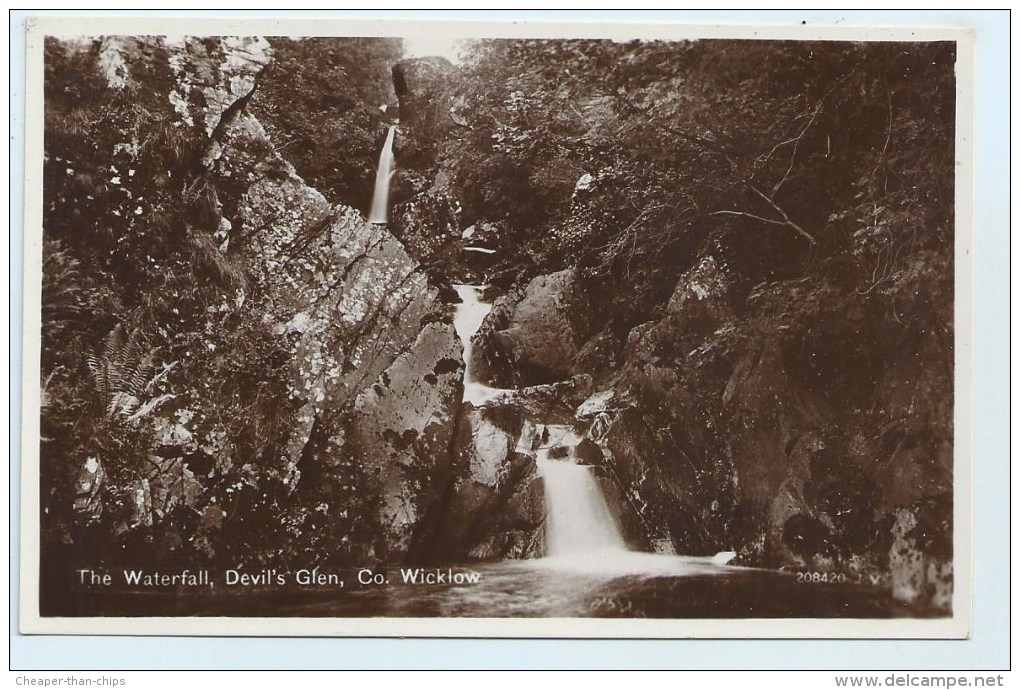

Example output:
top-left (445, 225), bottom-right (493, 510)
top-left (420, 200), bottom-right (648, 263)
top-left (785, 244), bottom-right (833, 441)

top-left (19, 14), bottom-right (973, 638)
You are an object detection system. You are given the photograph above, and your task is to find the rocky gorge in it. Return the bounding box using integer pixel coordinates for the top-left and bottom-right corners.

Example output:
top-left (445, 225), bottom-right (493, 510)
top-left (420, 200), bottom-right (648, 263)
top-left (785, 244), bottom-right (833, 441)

top-left (38, 34), bottom-right (956, 617)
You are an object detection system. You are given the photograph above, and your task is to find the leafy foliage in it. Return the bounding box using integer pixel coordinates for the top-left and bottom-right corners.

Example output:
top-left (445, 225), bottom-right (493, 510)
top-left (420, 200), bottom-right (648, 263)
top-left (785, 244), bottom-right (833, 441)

top-left (40, 38), bottom-right (298, 571)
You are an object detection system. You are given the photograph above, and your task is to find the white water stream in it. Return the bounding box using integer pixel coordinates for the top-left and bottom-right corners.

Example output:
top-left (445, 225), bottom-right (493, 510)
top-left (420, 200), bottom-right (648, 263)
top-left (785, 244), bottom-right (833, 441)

top-left (451, 284), bottom-right (512, 405)
top-left (451, 263), bottom-right (737, 576)
top-left (534, 425), bottom-right (627, 557)
top-left (367, 125), bottom-right (396, 224)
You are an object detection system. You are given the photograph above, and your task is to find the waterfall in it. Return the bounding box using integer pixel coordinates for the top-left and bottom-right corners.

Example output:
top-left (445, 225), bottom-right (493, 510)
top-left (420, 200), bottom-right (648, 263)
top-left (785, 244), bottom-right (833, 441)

top-left (368, 125), bottom-right (396, 224)
top-left (449, 288), bottom-right (627, 557)
top-left (451, 284), bottom-right (510, 405)
top-left (450, 286), bottom-right (737, 574)
top-left (535, 425), bottom-right (627, 557)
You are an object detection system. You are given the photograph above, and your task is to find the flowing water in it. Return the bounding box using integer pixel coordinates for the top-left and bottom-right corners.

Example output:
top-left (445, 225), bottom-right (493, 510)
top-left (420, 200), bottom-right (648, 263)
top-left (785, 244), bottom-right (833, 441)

top-left (452, 284), bottom-right (512, 405)
top-left (534, 425), bottom-right (627, 558)
top-left (399, 282), bottom-right (896, 618)
top-left (367, 125), bottom-right (396, 224)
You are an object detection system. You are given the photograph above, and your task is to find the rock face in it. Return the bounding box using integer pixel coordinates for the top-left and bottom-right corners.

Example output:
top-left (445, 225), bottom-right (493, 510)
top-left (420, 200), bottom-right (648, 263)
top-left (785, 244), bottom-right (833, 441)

top-left (567, 247), bottom-right (953, 610)
top-left (43, 36), bottom-right (465, 574)
top-left (391, 56), bottom-right (459, 170)
top-left (428, 406), bottom-right (546, 563)
top-left (201, 46), bottom-right (467, 567)
top-left (347, 322), bottom-right (463, 559)
top-left (473, 269), bottom-right (592, 387)
top-left (204, 48), bottom-right (467, 566)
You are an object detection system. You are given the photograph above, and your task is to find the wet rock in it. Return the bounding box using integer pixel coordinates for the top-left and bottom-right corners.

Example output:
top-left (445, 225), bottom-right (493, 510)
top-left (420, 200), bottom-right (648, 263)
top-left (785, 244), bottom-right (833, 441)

top-left (473, 269), bottom-right (591, 387)
top-left (594, 475), bottom-right (652, 552)
top-left (429, 406), bottom-right (545, 562)
top-left (479, 375), bottom-right (593, 425)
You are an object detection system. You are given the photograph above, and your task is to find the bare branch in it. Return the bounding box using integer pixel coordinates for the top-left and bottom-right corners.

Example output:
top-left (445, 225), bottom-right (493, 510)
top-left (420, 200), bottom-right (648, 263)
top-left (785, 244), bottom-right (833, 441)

top-left (771, 99), bottom-right (824, 194)
top-left (868, 89), bottom-right (894, 181)
top-left (610, 89), bottom-right (738, 168)
top-left (748, 184), bottom-right (816, 244)
top-left (611, 87), bottom-right (818, 244)
top-left (710, 210), bottom-right (790, 227)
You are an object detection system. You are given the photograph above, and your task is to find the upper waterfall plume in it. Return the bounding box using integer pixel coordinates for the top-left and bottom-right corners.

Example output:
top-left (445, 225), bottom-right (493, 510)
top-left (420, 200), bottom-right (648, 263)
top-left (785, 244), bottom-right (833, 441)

top-left (368, 125), bottom-right (396, 224)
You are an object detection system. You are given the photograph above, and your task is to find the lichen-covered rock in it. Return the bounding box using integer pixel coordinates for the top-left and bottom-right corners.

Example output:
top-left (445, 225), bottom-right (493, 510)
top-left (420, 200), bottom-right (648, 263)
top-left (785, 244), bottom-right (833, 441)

top-left (97, 35), bottom-right (271, 136)
top-left (391, 189), bottom-right (462, 290)
top-left (203, 104), bottom-right (463, 565)
top-left (348, 321), bottom-right (463, 560)
top-left (44, 35), bottom-right (466, 570)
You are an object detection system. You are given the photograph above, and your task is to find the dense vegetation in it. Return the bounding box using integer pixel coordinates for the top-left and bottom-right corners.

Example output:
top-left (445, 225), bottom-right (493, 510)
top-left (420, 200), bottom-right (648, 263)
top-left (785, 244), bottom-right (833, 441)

top-left (39, 37), bottom-right (403, 609)
top-left (251, 37), bottom-right (400, 210)
top-left (442, 39), bottom-right (954, 325)
top-left (38, 34), bottom-right (955, 613)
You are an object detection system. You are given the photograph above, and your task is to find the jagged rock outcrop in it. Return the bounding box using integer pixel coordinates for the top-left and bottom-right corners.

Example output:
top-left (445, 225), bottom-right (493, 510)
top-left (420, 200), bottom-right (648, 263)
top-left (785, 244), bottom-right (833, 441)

top-left (45, 35), bottom-right (463, 573)
top-left (200, 47), bottom-right (464, 566)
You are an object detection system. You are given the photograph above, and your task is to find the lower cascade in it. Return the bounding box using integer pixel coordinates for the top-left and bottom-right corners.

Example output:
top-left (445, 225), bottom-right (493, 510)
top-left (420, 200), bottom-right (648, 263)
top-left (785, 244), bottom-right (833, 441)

top-left (451, 284), bottom-right (735, 574)
top-left (534, 425), bottom-right (626, 557)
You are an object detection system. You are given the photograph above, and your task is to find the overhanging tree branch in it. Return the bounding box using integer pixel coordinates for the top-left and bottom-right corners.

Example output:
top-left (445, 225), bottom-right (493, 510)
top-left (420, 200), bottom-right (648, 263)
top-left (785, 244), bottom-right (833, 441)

top-left (610, 88), bottom-right (816, 244)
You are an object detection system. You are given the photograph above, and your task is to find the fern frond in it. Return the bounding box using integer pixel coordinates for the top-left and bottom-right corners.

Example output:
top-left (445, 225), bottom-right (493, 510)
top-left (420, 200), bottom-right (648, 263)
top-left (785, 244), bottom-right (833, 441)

top-left (127, 349), bottom-right (157, 397)
top-left (89, 325), bottom-right (161, 417)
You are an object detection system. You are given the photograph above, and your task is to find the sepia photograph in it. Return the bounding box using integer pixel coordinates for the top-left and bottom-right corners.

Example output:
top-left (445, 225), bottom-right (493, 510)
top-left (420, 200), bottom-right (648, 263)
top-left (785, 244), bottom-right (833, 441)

top-left (19, 15), bottom-right (973, 638)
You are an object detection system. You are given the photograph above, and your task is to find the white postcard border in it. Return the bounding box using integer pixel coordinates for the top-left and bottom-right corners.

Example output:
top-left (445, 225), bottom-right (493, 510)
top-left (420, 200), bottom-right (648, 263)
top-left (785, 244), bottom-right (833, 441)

top-left (18, 13), bottom-right (976, 640)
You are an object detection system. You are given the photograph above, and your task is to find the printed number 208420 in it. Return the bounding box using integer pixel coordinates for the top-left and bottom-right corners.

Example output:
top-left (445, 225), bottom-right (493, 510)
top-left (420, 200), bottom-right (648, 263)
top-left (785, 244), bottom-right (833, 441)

top-left (794, 571), bottom-right (849, 584)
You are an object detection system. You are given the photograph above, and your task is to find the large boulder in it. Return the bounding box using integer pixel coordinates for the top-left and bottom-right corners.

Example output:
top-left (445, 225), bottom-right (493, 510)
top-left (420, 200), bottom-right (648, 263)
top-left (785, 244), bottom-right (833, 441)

top-left (428, 405), bottom-right (546, 562)
top-left (473, 269), bottom-right (592, 387)
top-left (348, 322), bottom-right (464, 560)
